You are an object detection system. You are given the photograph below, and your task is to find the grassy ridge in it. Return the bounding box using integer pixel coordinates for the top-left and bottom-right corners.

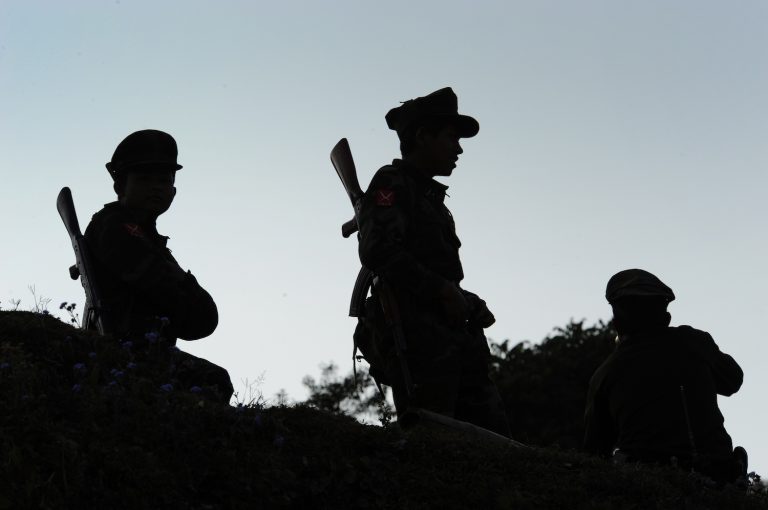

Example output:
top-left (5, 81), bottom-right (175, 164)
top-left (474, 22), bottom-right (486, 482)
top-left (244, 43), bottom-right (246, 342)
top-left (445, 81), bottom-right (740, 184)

top-left (0, 310), bottom-right (764, 509)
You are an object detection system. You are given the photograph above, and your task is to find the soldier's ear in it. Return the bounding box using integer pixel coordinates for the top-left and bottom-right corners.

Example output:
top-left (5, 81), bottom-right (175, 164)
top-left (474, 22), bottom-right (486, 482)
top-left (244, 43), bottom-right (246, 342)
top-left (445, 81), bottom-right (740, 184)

top-left (113, 177), bottom-right (125, 199)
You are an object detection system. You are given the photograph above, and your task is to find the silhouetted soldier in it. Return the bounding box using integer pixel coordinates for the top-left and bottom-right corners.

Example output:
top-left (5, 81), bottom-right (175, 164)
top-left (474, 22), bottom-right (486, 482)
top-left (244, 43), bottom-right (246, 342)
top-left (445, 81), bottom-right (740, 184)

top-left (85, 129), bottom-right (233, 401)
top-left (584, 269), bottom-right (747, 485)
top-left (355, 87), bottom-right (510, 436)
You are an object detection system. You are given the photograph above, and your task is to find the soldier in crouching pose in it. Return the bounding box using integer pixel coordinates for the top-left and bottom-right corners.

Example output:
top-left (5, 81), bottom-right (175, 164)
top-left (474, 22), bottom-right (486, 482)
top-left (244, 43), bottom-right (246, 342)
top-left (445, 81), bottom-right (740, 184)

top-left (85, 129), bottom-right (233, 402)
top-left (584, 269), bottom-right (747, 485)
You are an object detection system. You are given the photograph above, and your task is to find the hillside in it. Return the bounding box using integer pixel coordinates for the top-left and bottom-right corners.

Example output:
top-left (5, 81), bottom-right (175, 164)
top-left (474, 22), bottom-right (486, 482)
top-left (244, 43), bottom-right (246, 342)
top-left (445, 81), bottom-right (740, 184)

top-left (0, 310), bottom-right (765, 509)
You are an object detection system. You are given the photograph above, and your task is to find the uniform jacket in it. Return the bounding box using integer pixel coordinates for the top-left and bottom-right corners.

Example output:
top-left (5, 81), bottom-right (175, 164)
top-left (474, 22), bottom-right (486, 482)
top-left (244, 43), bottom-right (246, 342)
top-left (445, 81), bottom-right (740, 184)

top-left (358, 159), bottom-right (466, 316)
top-left (84, 202), bottom-right (218, 341)
top-left (584, 325), bottom-right (742, 461)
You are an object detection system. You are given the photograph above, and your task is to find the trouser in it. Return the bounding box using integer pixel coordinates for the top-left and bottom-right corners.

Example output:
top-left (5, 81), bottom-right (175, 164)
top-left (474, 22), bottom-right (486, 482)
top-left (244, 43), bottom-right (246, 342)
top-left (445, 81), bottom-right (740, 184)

top-left (171, 349), bottom-right (234, 404)
top-left (124, 332), bottom-right (234, 404)
top-left (380, 316), bottom-right (510, 437)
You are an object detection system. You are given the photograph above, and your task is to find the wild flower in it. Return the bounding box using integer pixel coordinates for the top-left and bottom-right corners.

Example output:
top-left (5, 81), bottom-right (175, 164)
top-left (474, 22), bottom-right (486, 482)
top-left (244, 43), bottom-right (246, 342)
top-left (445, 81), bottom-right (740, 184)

top-left (73, 362), bottom-right (87, 375)
top-left (190, 386), bottom-right (202, 394)
top-left (127, 362), bottom-right (137, 370)
top-left (159, 383), bottom-right (174, 393)
top-left (110, 369), bottom-right (125, 380)
top-left (145, 331), bottom-right (159, 344)
top-left (59, 302), bottom-right (80, 327)
top-left (160, 316), bottom-right (170, 327)
top-left (108, 380), bottom-right (118, 387)
top-left (72, 383), bottom-right (82, 393)
top-left (0, 362), bottom-right (9, 370)
top-left (121, 340), bottom-right (133, 350)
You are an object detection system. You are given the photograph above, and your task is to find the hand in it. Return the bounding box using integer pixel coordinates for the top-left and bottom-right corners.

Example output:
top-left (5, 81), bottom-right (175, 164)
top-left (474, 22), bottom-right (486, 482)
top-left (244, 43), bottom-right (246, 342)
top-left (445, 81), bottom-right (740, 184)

top-left (472, 300), bottom-right (496, 328)
top-left (463, 292), bottom-right (496, 328)
top-left (438, 281), bottom-right (470, 326)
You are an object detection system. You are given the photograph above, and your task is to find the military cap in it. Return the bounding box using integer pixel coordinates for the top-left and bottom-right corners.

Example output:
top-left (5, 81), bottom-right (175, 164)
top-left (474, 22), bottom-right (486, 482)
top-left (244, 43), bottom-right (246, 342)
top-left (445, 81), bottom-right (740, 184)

top-left (385, 87), bottom-right (479, 138)
top-left (605, 269), bottom-right (675, 304)
top-left (106, 129), bottom-right (183, 178)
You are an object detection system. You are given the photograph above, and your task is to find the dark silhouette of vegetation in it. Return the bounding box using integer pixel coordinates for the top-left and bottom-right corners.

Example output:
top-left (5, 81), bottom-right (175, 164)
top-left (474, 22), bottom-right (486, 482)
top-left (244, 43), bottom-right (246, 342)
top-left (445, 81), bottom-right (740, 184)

top-left (490, 320), bottom-right (616, 448)
top-left (302, 362), bottom-right (395, 425)
top-left (2, 310), bottom-right (766, 508)
top-left (305, 320), bottom-right (615, 449)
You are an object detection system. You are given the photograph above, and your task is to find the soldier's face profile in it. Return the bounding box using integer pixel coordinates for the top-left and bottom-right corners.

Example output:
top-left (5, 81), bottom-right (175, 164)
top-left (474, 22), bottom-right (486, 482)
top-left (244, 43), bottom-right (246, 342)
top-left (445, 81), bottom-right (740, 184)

top-left (419, 125), bottom-right (463, 176)
top-left (121, 170), bottom-right (176, 217)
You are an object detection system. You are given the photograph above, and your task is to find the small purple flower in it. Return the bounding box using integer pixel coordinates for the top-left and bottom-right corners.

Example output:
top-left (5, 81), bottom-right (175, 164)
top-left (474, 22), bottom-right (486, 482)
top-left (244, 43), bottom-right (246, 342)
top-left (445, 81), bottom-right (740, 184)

top-left (273, 435), bottom-right (285, 448)
top-left (71, 383), bottom-right (82, 393)
top-left (190, 386), bottom-right (202, 394)
top-left (159, 383), bottom-right (174, 393)
top-left (110, 369), bottom-right (125, 379)
top-left (73, 362), bottom-right (86, 374)
top-left (108, 380), bottom-right (118, 387)
top-left (127, 362), bottom-right (137, 370)
top-left (0, 362), bottom-right (10, 370)
top-left (121, 340), bottom-right (133, 350)
top-left (159, 316), bottom-right (170, 327)
top-left (88, 352), bottom-right (97, 359)
top-left (144, 331), bottom-right (159, 344)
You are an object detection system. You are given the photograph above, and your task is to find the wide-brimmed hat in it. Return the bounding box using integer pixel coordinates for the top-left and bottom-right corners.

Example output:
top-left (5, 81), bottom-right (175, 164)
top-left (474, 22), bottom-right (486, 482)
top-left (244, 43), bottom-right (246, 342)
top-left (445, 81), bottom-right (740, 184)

top-left (385, 87), bottom-right (479, 138)
top-left (106, 129), bottom-right (183, 178)
top-left (605, 269), bottom-right (675, 304)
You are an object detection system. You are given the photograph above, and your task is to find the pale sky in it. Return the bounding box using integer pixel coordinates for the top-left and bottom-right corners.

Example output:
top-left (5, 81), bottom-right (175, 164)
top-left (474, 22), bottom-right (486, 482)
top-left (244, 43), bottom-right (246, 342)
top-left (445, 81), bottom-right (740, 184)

top-left (2, 0), bottom-right (766, 472)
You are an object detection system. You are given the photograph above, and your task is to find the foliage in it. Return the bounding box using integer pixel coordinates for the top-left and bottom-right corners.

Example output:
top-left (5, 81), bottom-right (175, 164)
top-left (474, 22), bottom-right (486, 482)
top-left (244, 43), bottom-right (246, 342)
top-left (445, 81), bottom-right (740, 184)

top-left (490, 319), bottom-right (616, 448)
top-left (303, 362), bottom-right (395, 426)
top-left (305, 320), bottom-right (616, 449)
top-left (1, 310), bottom-right (766, 508)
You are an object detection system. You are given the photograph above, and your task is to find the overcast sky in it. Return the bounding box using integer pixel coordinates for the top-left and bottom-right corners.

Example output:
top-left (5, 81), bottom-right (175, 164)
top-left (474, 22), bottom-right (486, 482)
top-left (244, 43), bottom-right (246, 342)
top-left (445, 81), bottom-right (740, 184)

top-left (2, 0), bottom-right (766, 472)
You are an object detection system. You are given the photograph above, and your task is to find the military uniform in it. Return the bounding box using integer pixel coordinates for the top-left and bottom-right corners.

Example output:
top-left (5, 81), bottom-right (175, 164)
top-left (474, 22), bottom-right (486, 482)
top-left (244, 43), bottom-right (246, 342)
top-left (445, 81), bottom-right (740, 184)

top-left (355, 107), bottom-right (509, 436)
top-left (584, 269), bottom-right (745, 484)
top-left (83, 130), bottom-right (233, 402)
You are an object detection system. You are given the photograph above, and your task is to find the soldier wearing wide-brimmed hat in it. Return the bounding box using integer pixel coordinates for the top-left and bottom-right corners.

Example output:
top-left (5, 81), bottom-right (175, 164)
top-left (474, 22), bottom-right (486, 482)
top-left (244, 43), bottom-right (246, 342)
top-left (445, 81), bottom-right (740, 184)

top-left (584, 268), bottom-right (747, 485)
top-left (354, 87), bottom-right (510, 436)
top-left (84, 129), bottom-right (232, 402)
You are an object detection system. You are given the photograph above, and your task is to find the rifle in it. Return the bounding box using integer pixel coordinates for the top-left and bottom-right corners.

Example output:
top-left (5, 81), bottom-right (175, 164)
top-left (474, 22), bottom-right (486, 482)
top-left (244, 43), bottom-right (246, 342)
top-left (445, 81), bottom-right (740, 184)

top-left (56, 187), bottom-right (112, 335)
top-left (330, 138), bottom-right (413, 395)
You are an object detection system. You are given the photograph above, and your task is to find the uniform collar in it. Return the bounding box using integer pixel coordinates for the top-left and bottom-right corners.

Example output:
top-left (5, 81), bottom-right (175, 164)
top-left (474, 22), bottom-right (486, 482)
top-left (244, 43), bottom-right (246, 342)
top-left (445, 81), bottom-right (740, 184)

top-left (392, 159), bottom-right (450, 199)
top-left (103, 201), bottom-right (169, 244)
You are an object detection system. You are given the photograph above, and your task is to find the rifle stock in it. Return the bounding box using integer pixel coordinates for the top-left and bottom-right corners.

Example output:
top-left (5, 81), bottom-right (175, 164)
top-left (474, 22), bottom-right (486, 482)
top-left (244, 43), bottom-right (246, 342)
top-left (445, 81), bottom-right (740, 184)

top-left (331, 138), bottom-right (363, 237)
top-left (56, 187), bottom-right (111, 336)
top-left (331, 138), bottom-right (414, 396)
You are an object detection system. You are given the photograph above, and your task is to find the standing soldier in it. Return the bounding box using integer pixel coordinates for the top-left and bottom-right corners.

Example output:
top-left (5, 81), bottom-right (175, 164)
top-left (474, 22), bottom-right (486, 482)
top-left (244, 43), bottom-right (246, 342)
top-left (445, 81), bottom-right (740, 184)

top-left (84, 129), bottom-right (233, 401)
top-left (584, 269), bottom-right (747, 485)
top-left (355, 87), bottom-right (510, 436)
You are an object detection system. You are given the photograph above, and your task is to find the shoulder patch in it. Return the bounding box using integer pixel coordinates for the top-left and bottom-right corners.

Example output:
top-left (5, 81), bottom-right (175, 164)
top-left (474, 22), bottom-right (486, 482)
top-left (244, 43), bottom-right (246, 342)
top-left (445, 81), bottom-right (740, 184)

top-left (375, 189), bottom-right (395, 206)
top-left (123, 223), bottom-right (145, 238)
